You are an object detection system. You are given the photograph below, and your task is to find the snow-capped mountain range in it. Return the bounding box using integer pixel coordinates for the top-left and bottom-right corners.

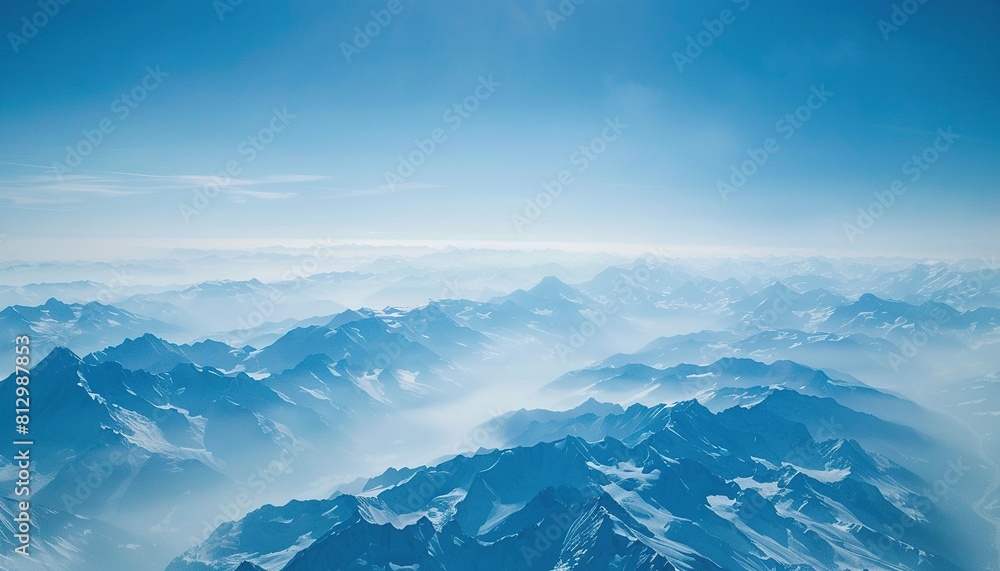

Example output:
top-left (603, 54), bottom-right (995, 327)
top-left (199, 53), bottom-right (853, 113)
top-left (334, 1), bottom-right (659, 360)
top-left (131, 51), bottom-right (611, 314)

top-left (1, 256), bottom-right (999, 570)
top-left (166, 395), bottom-right (993, 571)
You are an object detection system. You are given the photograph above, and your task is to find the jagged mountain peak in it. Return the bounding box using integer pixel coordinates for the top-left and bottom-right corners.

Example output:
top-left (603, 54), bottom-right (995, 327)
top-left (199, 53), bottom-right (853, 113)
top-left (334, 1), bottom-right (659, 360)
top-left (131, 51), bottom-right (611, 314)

top-left (35, 346), bottom-right (84, 371)
top-left (325, 307), bottom-right (376, 329)
top-left (529, 275), bottom-right (581, 298)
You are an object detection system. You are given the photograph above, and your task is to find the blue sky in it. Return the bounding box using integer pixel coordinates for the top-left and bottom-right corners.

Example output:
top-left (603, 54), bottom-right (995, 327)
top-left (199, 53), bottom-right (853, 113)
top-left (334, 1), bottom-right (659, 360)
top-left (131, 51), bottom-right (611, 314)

top-left (0, 0), bottom-right (997, 260)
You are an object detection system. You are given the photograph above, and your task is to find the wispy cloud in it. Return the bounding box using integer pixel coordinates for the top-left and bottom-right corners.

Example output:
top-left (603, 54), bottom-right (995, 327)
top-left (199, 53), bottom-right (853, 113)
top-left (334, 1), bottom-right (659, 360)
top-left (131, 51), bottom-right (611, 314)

top-left (226, 189), bottom-right (297, 203)
top-left (0, 169), bottom-right (328, 208)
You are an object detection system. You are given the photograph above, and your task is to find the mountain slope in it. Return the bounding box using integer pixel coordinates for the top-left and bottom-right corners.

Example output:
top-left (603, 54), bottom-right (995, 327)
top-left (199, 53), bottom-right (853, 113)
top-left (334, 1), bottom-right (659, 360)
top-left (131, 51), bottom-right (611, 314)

top-left (0, 298), bottom-right (176, 357)
top-left (168, 396), bottom-right (995, 571)
top-left (86, 334), bottom-right (258, 374)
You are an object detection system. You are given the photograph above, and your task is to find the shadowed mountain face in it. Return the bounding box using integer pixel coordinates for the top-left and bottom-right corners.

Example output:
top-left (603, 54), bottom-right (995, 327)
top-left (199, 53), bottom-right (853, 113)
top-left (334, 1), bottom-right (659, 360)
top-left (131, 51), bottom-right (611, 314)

top-left (0, 347), bottom-right (340, 559)
top-left (0, 298), bottom-right (178, 356)
top-left (85, 333), bottom-right (258, 374)
top-left (166, 397), bottom-right (993, 571)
